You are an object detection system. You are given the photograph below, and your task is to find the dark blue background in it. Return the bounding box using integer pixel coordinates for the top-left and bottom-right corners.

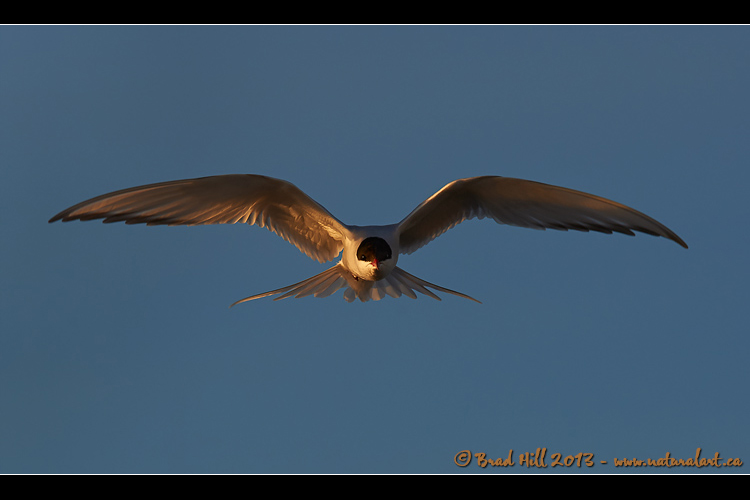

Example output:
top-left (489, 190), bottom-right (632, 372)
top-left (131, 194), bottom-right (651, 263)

top-left (1, 26), bottom-right (746, 473)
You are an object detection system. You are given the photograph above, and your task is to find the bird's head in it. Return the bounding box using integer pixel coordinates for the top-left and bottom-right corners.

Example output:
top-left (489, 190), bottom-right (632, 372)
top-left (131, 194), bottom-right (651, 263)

top-left (354, 237), bottom-right (395, 280)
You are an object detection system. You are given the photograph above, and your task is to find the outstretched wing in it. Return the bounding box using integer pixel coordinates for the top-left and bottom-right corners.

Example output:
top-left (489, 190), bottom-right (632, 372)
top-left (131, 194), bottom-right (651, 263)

top-left (49, 174), bottom-right (349, 263)
top-left (398, 176), bottom-right (687, 254)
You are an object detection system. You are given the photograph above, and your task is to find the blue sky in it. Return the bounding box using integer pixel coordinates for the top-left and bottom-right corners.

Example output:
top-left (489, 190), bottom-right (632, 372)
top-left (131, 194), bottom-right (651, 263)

top-left (1, 26), bottom-right (747, 473)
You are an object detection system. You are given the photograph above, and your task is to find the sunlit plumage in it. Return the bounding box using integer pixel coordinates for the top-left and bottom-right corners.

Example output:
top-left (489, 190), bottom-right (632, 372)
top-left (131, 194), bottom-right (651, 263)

top-left (49, 174), bottom-right (687, 304)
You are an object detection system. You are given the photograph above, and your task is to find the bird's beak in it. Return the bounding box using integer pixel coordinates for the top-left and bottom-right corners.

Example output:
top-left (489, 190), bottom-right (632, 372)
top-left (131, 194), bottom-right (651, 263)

top-left (372, 259), bottom-right (380, 269)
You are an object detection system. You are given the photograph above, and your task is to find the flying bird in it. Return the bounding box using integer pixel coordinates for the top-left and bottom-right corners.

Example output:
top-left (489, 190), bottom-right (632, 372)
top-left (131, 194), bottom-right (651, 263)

top-left (49, 175), bottom-right (687, 305)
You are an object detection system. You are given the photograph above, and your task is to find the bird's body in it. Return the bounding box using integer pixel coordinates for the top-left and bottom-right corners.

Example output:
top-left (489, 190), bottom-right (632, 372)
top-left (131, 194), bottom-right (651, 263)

top-left (49, 174), bottom-right (687, 304)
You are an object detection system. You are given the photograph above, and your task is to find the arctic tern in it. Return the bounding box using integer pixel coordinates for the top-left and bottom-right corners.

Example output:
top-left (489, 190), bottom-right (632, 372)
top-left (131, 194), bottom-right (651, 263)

top-left (49, 174), bottom-right (687, 305)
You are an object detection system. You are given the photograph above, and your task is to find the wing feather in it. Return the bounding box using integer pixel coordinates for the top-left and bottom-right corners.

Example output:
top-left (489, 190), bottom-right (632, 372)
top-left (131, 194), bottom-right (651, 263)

top-left (49, 174), bottom-right (348, 262)
top-left (398, 176), bottom-right (687, 254)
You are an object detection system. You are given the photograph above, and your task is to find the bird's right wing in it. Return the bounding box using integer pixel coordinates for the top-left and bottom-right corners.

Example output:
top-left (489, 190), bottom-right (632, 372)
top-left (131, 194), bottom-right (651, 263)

top-left (49, 174), bottom-right (349, 263)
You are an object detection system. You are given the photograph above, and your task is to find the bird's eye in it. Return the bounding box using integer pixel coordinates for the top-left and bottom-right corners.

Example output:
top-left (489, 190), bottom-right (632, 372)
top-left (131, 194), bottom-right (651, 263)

top-left (359, 255), bottom-right (365, 260)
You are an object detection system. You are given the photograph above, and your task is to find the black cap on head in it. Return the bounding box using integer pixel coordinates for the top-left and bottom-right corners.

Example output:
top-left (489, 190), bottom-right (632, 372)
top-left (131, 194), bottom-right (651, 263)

top-left (357, 237), bottom-right (392, 262)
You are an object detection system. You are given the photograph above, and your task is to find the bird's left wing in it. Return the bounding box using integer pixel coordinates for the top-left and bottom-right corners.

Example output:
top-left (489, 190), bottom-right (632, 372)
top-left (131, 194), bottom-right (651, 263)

top-left (49, 174), bottom-right (348, 263)
top-left (397, 176), bottom-right (687, 254)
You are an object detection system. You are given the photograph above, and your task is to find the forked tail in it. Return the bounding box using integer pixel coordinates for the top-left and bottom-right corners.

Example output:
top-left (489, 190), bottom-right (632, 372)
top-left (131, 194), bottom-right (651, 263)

top-left (230, 264), bottom-right (481, 305)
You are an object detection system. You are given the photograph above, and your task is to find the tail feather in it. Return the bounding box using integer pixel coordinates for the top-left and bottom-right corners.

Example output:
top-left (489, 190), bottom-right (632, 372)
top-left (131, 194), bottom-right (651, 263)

top-left (389, 267), bottom-right (482, 303)
top-left (386, 273), bottom-right (417, 299)
top-left (314, 276), bottom-right (347, 298)
top-left (230, 264), bottom-right (346, 307)
top-left (275, 266), bottom-right (341, 300)
top-left (390, 269), bottom-right (442, 301)
top-left (230, 264), bottom-right (481, 306)
top-left (295, 271), bottom-right (342, 299)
